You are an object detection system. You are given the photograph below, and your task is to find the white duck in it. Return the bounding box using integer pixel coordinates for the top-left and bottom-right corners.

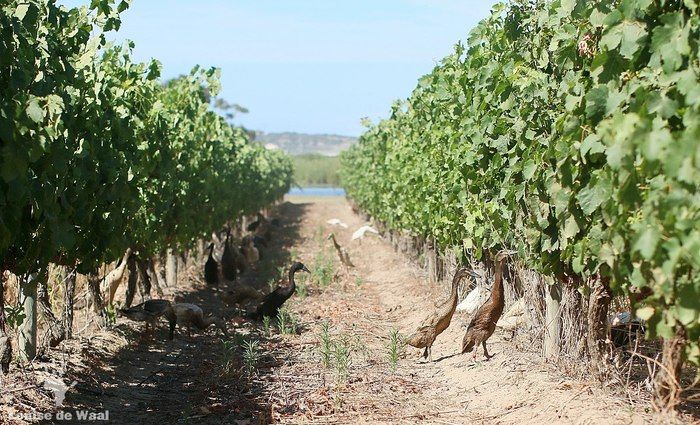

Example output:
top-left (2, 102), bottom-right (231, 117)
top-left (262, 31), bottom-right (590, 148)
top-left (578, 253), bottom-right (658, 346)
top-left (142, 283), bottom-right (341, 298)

top-left (326, 218), bottom-right (349, 228)
top-left (456, 286), bottom-right (490, 314)
top-left (351, 225), bottom-right (379, 241)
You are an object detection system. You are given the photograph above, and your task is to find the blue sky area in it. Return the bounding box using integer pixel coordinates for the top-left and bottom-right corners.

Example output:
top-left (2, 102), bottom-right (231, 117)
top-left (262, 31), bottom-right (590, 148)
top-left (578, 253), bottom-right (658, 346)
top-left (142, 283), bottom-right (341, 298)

top-left (59, 1), bottom-right (498, 136)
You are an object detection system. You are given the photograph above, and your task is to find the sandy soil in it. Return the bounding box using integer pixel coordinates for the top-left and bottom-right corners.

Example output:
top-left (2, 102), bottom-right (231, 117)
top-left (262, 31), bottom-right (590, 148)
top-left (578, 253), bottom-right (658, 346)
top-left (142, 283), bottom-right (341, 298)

top-left (0, 196), bottom-right (695, 424)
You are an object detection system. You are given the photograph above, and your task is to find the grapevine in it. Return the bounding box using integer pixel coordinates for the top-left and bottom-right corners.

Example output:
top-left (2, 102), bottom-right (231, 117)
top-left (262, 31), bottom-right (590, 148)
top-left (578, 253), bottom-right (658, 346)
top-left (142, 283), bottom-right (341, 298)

top-left (341, 0), bottom-right (700, 367)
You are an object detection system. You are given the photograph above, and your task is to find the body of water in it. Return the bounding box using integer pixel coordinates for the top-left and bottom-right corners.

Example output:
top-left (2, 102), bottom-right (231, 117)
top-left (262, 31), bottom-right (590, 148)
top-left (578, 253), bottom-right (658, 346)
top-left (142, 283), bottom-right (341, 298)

top-left (287, 187), bottom-right (346, 196)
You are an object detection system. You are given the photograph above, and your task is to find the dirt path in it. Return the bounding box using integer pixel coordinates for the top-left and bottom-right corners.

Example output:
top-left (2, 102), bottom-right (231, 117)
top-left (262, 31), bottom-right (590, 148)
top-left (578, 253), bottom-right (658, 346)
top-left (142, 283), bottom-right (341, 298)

top-left (251, 197), bottom-right (658, 424)
top-left (43, 197), bottom-right (678, 423)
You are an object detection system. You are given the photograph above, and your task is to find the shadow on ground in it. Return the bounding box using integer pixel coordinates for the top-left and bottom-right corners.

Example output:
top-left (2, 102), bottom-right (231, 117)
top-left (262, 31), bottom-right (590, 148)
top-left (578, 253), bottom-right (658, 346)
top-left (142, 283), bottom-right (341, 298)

top-left (48, 202), bottom-right (309, 424)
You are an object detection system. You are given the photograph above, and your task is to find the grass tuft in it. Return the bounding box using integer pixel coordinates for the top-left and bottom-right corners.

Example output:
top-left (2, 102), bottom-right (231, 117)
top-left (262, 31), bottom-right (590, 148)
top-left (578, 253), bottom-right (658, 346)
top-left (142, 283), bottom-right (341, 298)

top-left (387, 329), bottom-right (404, 373)
top-left (243, 339), bottom-right (260, 376)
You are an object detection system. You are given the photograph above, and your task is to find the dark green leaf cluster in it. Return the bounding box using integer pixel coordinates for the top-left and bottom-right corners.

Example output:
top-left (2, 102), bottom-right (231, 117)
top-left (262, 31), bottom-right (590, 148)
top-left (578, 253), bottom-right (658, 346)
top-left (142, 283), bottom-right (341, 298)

top-left (0, 0), bottom-right (292, 274)
top-left (341, 0), bottom-right (700, 365)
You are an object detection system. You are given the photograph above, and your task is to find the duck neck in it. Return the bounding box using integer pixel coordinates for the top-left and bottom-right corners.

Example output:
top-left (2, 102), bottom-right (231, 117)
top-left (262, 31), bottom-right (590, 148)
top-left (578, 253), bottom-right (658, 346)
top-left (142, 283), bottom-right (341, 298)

top-left (287, 268), bottom-right (297, 294)
top-left (331, 235), bottom-right (341, 250)
top-left (208, 244), bottom-right (214, 258)
top-left (492, 259), bottom-right (506, 303)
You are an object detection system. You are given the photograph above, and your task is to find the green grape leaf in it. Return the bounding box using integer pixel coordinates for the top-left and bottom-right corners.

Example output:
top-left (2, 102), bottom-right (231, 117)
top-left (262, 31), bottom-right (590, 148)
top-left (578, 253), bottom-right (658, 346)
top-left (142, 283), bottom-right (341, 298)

top-left (633, 226), bottom-right (660, 260)
top-left (26, 99), bottom-right (44, 123)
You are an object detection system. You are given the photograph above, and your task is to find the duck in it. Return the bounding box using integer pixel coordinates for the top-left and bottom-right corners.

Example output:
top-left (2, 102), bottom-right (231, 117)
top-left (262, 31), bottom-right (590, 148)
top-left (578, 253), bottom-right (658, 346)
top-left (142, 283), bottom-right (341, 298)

top-left (254, 213), bottom-right (272, 241)
top-left (118, 299), bottom-right (175, 338)
top-left (204, 242), bottom-right (219, 286)
top-left (246, 214), bottom-right (262, 232)
top-left (609, 312), bottom-right (646, 348)
top-left (221, 284), bottom-right (263, 308)
top-left (407, 268), bottom-right (480, 362)
top-left (252, 234), bottom-right (268, 248)
top-left (351, 225), bottom-right (379, 242)
top-left (461, 249), bottom-right (516, 360)
top-left (456, 286), bottom-right (490, 314)
top-left (252, 262), bottom-right (310, 320)
top-left (327, 218), bottom-right (349, 229)
top-left (241, 235), bottom-right (260, 266)
top-left (221, 228), bottom-right (237, 281)
top-left (165, 303), bottom-right (227, 339)
top-left (327, 233), bottom-right (354, 271)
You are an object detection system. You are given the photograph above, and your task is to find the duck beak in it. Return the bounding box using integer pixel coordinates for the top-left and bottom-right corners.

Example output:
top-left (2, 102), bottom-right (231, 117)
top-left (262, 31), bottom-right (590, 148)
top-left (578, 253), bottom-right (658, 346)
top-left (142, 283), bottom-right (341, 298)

top-left (466, 269), bottom-right (482, 279)
top-left (302, 266), bottom-right (311, 273)
top-left (503, 250), bottom-right (517, 256)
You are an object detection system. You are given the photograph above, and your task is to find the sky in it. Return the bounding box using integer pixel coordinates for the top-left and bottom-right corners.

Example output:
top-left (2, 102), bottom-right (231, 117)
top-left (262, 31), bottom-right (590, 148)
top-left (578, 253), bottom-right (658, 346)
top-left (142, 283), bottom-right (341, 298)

top-left (59, 1), bottom-right (498, 137)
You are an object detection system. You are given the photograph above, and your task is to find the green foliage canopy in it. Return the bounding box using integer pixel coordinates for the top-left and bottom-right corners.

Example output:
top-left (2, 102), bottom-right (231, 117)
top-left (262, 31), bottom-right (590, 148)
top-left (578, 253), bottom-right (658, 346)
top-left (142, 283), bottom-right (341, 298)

top-left (341, 0), bottom-right (700, 365)
top-left (0, 0), bottom-right (292, 274)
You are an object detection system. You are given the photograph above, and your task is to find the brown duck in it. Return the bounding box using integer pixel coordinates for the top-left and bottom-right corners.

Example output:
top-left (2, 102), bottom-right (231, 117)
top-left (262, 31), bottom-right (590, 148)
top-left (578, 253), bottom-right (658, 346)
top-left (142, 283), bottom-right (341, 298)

top-left (328, 233), bottom-right (354, 271)
top-left (407, 267), bottom-right (480, 362)
top-left (165, 303), bottom-right (227, 339)
top-left (118, 299), bottom-right (175, 339)
top-left (461, 249), bottom-right (515, 361)
top-left (221, 284), bottom-right (263, 308)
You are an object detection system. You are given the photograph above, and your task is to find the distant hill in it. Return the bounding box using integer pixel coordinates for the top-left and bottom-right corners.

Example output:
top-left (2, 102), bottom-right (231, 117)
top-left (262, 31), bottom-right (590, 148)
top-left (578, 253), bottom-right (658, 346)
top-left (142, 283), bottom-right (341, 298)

top-left (253, 131), bottom-right (357, 156)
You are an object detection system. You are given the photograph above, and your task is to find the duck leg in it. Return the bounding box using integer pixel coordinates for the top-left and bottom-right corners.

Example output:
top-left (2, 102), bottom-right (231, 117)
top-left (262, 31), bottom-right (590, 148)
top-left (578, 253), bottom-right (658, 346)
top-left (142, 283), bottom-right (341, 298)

top-left (168, 319), bottom-right (176, 340)
top-left (428, 345), bottom-right (433, 363)
top-left (482, 341), bottom-right (493, 360)
top-left (422, 347), bottom-right (429, 359)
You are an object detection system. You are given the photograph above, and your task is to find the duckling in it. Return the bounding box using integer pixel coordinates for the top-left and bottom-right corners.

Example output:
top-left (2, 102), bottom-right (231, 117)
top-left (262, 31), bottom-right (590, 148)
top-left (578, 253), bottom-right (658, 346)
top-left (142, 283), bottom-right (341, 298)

top-left (327, 233), bottom-right (354, 272)
top-left (221, 228), bottom-right (237, 281)
top-left (253, 212), bottom-right (272, 241)
top-left (461, 250), bottom-right (516, 361)
top-left (242, 235), bottom-right (260, 266)
top-left (118, 299), bottom-right (174, 338)
top-left (165, 303), bottom-right (227, 339)
top-left (204, 242), bottom-right (219, 286)
top-left (221, 284), bottom-right (263, 308)
top-left (407, 268), bottom-right (480, 362)
top-left (252, 262), bottom-right (310, 320)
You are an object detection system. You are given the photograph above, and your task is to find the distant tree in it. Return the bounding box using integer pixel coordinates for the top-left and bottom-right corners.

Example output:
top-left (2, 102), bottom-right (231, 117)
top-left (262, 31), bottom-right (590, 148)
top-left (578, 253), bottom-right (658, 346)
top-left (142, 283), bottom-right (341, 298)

top-left (214, 98), bottom-right (249, 121)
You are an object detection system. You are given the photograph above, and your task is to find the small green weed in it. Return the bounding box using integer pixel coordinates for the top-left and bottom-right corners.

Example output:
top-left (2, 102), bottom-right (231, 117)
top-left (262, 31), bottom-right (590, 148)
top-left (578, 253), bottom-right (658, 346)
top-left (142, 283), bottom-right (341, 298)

top-left (262, 315), bottom-right (272, 337)
top-left (319, 321), bottom-right (333, 368)
top-left (104, 303), bottom-right (118, 326)
top-left (311, 250), bottom-right (335, 289)
top-left (243, 339), bottom-right (260, 376)
top-left (387, 329), bottom-right (404, 373)
top-left (333, 334), bottom-right (352, 383)
top-left (221, 339), bottom-right (237, 374)
top-left (277, 308), bottom-right (299, 335)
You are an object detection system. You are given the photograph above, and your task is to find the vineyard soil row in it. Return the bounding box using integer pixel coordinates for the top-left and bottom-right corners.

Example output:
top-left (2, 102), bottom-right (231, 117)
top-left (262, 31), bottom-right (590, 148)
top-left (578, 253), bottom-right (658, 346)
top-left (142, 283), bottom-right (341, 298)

top-left (3, 198), bottom-right (690, 423)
